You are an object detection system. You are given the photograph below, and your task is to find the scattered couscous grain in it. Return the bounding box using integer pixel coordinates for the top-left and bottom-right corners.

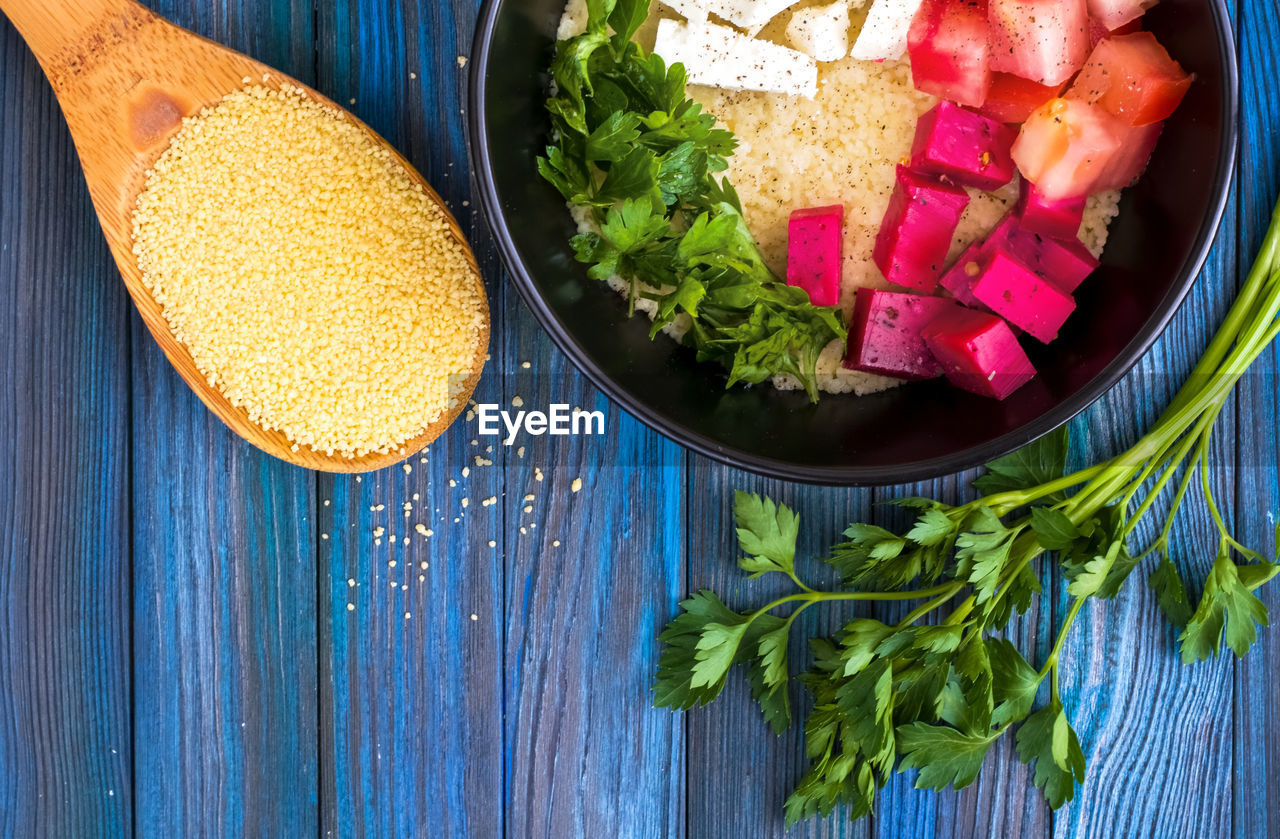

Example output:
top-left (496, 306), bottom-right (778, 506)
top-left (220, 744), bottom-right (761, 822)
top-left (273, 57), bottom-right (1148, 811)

top-left (132, 85), bottom-right (486, 458)
top-left (571, 478), bottom-right (583, 493)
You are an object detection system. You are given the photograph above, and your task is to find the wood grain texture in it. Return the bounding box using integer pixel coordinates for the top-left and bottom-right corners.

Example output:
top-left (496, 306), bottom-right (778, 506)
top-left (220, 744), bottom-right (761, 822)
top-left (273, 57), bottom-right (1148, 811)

top-left (314, 2), bottom-right (505, 836)
top-left (0, 20), bottom-right (133, 838)
top-left (127, 1), bottom-right (320, 837)
top-left (501, 315), bottom-right (687, 839)
top-left (3, 1), bottom-right (1280, 838)
top-left (1232, 0), bottom-right (1280, 834)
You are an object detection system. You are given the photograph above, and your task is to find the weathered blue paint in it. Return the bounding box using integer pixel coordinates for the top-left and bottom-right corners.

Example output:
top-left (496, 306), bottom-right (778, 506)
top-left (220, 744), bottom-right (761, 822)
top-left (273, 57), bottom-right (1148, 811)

top-left (0, 1), bottom-right (1275, 837)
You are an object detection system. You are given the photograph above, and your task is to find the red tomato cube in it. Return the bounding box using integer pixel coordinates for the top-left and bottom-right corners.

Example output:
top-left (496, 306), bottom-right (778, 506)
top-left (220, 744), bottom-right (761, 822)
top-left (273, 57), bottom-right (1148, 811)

top-left (907, 0), bottom-right (992, 108)
top-left (979, 73), bottom-right (1067, 124)
top-left (1012, 97), bottom-right (1124, 200)
top-left (988, 0), bottom-right (1091, 86)
top-left (1088, 0), bottom-right (1157, 32)
top-left (1068, 32), bottom-right (1192, 126)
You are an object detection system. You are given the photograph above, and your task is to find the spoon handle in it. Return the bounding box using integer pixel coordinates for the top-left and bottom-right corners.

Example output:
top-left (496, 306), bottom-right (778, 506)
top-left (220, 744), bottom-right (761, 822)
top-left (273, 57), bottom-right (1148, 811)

top-left (0, 0), bottom-right (149, 84)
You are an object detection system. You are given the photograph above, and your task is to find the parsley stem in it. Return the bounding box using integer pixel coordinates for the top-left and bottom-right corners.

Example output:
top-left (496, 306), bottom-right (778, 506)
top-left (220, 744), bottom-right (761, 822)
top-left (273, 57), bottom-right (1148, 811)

top-left (746, 582), bottom-right (966, 624)
top-left (893, 582), bottom-right (967, 630)
top-left (1120, 404), bottom-right (1223, 541)
top-left (1040, 597), bottom-right (1086, 684)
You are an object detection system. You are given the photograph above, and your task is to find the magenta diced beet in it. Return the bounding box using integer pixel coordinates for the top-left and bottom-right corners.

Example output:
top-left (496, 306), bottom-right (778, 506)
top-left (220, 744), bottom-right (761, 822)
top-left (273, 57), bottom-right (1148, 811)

top-left (984, 215), bottom-right (1100, 293)
top-left (1015, 182), bottom-right (1086, 240)
top-left (873, 166), bottom-right (971, 292)
top-left (786, 205), bottom-right (844, 307)
top-left (843, 289), bottom-right (961, 380)
top-left (924, 308), bottom-right (1037, 400)
top-left (939, 241), bottom-right (990, 310)
top-left (971, 248), bottom-right (1077, 342)
top-left (909, 101), bottom-right (1018, 190)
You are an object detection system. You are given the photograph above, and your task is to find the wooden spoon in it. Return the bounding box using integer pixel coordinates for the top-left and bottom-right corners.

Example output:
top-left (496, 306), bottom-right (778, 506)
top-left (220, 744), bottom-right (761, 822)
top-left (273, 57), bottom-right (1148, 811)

top-left (0, 0), bottom-right (490, 473)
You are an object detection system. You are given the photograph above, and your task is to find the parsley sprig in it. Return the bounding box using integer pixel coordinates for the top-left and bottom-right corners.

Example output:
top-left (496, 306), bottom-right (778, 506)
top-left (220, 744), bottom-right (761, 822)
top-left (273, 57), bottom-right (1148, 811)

top-left (656, 200), bottom-right (1280, 823)
top-left (538, 0), bottom-right (845, 400)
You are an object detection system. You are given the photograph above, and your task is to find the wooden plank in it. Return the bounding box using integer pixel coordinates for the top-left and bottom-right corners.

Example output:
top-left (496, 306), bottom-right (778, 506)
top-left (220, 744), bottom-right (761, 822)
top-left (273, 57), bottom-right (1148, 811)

top-left (314, 2), bottom-right (505, 836)
top-left (1232, 0), bottom-right (1280, 834)
top-left (128, 1), bottom-right (320, 836)
top-left (0, 22), bottom-right (133, 839)
top-left (500, 318), bottom-right (687, 839)
top-left (1050, 169), bottom-right (1240, 839)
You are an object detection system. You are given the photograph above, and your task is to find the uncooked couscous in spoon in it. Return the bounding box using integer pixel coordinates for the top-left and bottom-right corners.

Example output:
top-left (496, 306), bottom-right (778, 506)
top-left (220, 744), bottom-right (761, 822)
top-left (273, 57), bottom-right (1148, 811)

top-left (132, 84), bottom-right (487, 459)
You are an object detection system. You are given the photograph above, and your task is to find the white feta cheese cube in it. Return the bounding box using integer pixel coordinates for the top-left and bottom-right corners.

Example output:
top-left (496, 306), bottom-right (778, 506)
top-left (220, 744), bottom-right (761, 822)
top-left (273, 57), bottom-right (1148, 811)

top-left (786, 1), bottom-right (851, 63)
top-left (850, 0), bottom-right (925, 62)
top-left (659, 0), bottom-right (709, 24)
top-left (704, 0), bottom-right (802, 36)
top-left (654, 18), bottom-right (819, 98)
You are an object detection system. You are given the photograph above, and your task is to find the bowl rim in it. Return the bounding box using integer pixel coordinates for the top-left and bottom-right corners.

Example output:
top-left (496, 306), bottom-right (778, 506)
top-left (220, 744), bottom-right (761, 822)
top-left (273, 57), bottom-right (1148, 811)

top-left (466, 0), bottom-right (1241, 486)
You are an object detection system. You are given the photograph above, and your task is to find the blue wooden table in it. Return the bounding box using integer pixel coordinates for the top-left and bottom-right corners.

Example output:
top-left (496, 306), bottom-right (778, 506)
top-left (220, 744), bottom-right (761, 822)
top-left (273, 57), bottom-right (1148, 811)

top-left (1, 1), bottom-right (1277, 837)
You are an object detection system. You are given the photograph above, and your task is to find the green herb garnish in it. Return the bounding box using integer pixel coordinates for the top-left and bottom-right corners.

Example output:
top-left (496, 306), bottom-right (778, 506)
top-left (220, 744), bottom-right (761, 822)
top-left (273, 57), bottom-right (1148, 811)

top-left (655, 199), bottom-right (1280, 823)
top-left (539, 0), bottom-right (845, 400)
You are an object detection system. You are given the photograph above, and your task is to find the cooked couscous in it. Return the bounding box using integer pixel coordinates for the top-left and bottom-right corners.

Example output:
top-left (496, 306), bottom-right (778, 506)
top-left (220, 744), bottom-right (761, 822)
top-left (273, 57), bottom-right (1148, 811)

top-left (555, 2), bottom-right (1122, 397)
top-left (133, 85), bottom-right (486, 458)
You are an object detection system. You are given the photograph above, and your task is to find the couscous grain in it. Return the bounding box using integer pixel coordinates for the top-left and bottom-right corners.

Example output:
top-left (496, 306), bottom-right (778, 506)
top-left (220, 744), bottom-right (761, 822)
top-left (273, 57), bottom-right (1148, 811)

top-left (132, 85), bottom-right (486, 458)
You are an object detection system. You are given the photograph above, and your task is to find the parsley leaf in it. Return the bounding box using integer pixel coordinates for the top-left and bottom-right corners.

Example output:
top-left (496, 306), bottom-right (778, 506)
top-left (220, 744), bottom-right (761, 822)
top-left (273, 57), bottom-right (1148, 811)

top-left (733, 491), bottom-right (800, 579)
top-left (974, 426), bottom-right (1070, 501)
top-left (897, 723), bottom-right (997, 791)
top-left (747, 615), bottom-right (792, 734)
top-left (539, 0), bottom-right (844, 399)
top-left (988, 639), bottom-right (1041, 727)
top-left (1149, 555), bottom-right (1194, 629)
top-left (1016, 700), bottom-right (1086, 808)
top-left (1180, 548), bottom-right (1273, 662)
top-left (652, 590), bottom-right (744, 708)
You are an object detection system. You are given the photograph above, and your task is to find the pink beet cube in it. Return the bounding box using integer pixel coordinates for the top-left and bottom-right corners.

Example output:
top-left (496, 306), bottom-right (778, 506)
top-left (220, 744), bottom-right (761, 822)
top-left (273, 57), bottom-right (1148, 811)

top-left (787, 205), bottom-right (845, 307)
top-left (1015, 182), bottom-right (1086, 240)
top-left (910, 101), bottom-right (1018, 190)
top-left (925, 308), bottom-right (1037, 400)
top-left (987, 222), bottom-right (1100, 293)
top-left (873, 166), bottom-right (972, 292)
top-left (971, 248), bottom-right (1077, 342)
top-left (843, 289), bottom-right (962, 380)
top-left (939, 241), bottom-right (990, 310)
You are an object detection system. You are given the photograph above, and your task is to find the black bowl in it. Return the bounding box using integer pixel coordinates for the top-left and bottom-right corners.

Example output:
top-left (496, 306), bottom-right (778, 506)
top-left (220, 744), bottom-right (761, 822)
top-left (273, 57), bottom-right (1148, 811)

top-left (468, 1), bottom-right (1238, 486)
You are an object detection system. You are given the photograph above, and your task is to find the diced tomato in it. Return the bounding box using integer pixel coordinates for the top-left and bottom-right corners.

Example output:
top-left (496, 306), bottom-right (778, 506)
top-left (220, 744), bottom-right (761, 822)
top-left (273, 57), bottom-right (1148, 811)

top-left (1094, 120), bottom-right (1163, 190)
top-left (1088, 16), bottom-right (1142, 48)
top-left (988, 0), bottom-right (1091, 86)
top-left (1068, 32), bottom-right (1192, 126)
top-left (1088, 0), bottom-right (1157, 32)
top-left (980, 73), bottom-right (1067, 124)
top-left (908, 0), bottom-right (991, 108)
top-left (1012, 98), bottom-right (1123, 200)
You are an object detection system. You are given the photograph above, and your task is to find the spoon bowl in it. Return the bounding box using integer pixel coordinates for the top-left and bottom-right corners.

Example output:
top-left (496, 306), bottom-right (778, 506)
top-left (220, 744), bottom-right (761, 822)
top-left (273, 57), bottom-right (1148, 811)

top-left (0, 0), bottom-right (489, 472)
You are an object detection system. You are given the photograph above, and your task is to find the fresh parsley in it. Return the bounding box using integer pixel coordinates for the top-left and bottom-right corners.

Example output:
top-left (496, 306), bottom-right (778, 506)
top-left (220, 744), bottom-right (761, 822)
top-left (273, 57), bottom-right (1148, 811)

top-left (539, 0), bottom-right (845, 400)
top-left (654, 199), bottom-right (1280, 824)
